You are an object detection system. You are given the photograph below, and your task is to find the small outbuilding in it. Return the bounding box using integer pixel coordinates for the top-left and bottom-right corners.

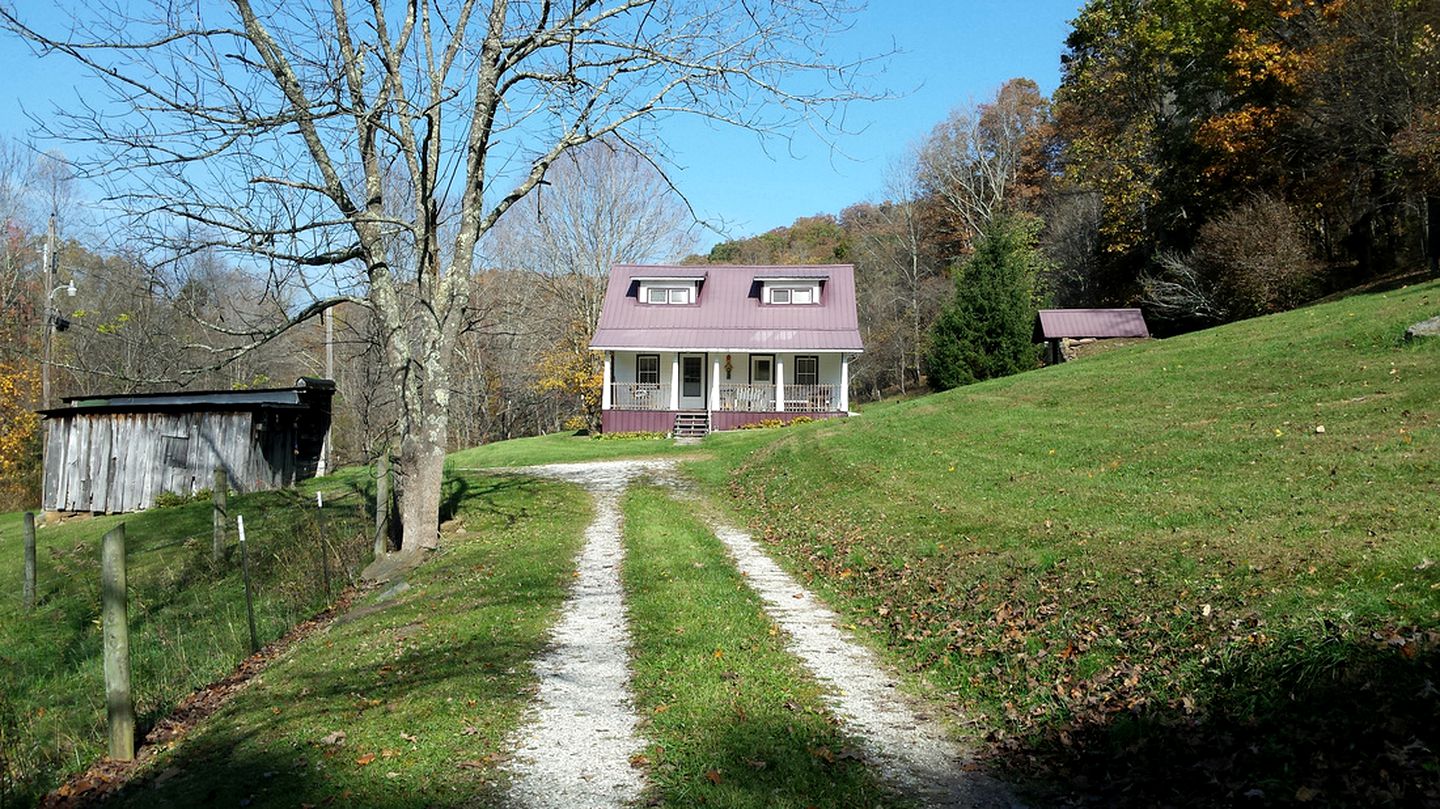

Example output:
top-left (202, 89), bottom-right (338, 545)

top-left (40, 378), bottom-right (335, 514)
top-left (1034, 308), bottom-right (1150, 364)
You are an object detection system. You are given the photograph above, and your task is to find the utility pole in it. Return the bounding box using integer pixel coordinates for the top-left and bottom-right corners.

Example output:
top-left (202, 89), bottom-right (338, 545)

top-left (41, 212), bottom-right (56, 410)
top-left (317, 308), bottom-right (335, 476)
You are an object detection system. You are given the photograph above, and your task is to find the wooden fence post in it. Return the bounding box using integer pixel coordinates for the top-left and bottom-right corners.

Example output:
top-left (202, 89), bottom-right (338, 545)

top-left (23, 511), bottom-right (36, 610)
top-left (100, 523), bottom-right (134, 761)
top-left (212, 467), bottom-right (227, 564)
top-left (236, 514), bottom-right (259, 655)
top-left (316, 491), bottom-right (332, 598)
top-left (374, 452), bottom-right (390, 558)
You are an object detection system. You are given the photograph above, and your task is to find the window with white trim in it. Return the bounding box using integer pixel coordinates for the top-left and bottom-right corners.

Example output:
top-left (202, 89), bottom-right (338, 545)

top-left (764, 284), bottom-right (817, 304)
top-left (795, 356), bottom-right (819, 385)
top-left (636, 355), bottom-right (660, 384)
top-left (645, 286), bottom-right (692, 304)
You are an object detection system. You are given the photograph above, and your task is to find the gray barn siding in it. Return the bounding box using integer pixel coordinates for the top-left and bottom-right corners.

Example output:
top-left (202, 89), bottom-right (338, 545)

top-left (42, 380), bottom-right (334, 514)
top-left (42, 411), bottom-right (268, 513)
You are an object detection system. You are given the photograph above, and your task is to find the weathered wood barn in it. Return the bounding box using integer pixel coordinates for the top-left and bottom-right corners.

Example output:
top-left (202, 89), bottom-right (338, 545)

top-left (40, 378), bottom-right (335, 514)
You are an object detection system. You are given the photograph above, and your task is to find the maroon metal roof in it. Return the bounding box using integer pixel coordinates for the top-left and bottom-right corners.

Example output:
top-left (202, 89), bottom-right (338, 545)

top-left (752, 268), bottom-right (833, 279)
top-left (591, 263), bottom-right (864, 352)
top-left (628, 267), bottom-right (709, 279)
top-left (1034, 308), bottom-right (1150, 341)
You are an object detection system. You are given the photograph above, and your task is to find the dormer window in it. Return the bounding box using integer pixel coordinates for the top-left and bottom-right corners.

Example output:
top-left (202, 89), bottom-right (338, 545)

top-left (636, 277), bottom-right (699, 304)
top-left (646, 286), bottom-right (693, 304)
top-left (764, 283), bottom-right (818, 305)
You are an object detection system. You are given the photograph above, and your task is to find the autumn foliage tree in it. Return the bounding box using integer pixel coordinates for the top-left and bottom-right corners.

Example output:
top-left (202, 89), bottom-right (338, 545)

top-left (1055, 0), bottom-right (1440, 311)
top-left (533, 319), bottom-right (604, 433)
top-left (0, 362), bottom-right (40, 507)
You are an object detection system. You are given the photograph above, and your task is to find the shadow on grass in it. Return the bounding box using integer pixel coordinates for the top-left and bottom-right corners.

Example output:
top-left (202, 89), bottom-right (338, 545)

top-left (101, 582), bottom-right (562, 808)
top-left (642, 711), bottom-right (885, 809)
top-left (991, 633), bottom-right (1440, 807)
top-left (104, 635), bottom-right (544, 808)
top-left (88, 473), bottom-right (576, 809)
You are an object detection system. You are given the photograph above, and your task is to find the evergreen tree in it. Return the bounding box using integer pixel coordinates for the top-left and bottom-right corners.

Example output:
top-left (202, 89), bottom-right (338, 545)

top-left (925, 215), bottom-right (1045, 390)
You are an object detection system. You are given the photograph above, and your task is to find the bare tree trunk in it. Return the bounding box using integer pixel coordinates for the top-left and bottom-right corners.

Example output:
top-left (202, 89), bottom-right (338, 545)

top-left (398, 435), bottom-right (446, 553)
top-left (393, 340), bottom-right (452, 554)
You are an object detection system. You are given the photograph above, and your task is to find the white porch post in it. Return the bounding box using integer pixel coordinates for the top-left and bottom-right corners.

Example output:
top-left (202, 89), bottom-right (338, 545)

top-left (711, 357), bottom-right (721, 411)
top-left (840, 354), bottom-right (850, 413)
top-left (775, 356), bottom-right (785, 412)
top-left (601, 352), bottom-right (612, 410)
top-left (669, 355), bottom-right (680, 410)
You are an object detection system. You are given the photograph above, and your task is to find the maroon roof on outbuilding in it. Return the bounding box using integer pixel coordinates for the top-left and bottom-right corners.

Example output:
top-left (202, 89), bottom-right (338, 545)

top-left (1034, 308), bottom-right (1150, 341)
top-left (590, 263), bottom-right (864, 352)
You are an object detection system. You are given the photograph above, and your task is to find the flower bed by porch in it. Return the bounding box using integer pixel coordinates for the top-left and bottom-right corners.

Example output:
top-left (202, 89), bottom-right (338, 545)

top-left (603, 409), bottom-right (843, 434)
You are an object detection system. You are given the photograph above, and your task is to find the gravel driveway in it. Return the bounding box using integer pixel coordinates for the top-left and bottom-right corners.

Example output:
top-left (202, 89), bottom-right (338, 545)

top-left (496, 458), bottom-right (1015, 808)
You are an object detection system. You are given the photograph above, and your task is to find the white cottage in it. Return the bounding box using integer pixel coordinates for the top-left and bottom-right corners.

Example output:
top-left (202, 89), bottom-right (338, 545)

top-left (590, 264), bottom-right (863, 436)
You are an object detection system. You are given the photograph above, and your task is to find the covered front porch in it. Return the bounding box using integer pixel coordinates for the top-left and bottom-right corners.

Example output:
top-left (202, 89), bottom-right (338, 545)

top-left (600, 350), bottom-right (851, 432)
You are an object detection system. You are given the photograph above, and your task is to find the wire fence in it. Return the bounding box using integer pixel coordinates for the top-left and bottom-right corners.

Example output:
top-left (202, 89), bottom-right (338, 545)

top-left (0, 481), bottom-right (376, 807)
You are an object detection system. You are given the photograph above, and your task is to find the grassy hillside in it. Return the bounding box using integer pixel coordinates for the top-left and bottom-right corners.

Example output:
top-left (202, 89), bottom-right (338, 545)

top-left (690, 280), bottom-right (1440, 805)
top-left (0, 471), bottom-right (376, 804)
top-left (108, 471), bottom-right (590, 808)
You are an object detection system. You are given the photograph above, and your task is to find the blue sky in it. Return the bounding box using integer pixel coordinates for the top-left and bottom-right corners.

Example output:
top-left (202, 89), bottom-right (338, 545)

top-left (668, 0), bottom-right (1084, 248)
top-left (0, 0), bottom-right (1084, 251)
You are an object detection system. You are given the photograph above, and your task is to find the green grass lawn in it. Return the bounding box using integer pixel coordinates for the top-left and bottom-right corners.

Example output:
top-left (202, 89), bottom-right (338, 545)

top-left (0, 469), bottom-right (376, 805)
top-left (104, 471), bottom-right (590, 808)
top-left (687, 280), bottom-right (1440, 805)
top-left (621, 485), bottom-right (893, 808)
top-left (9, 279), bottom-right (1440, 807)
top-left (447, 431), bottom-right (681, 468)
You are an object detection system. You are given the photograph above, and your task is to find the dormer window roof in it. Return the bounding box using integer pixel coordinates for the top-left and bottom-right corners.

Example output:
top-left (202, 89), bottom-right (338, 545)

top-left (635, 275), bottom-right (701, 305)
top-left (593, 263), bottom-right (863, 352)
top-left (752, 271), bottom-right (830, 282)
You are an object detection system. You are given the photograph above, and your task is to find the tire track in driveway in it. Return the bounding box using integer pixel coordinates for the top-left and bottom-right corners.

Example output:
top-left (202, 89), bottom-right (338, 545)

top-left (490, 457), bottom-right (1018, 808)
top-left (496, 460), bottom-right (669, 809)
top-left (662, 475), bottom-right (1021, 808)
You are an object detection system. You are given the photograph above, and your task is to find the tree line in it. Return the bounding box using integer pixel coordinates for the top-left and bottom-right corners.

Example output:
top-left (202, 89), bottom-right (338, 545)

top-left (692, 0), bottom-right (1440, 394)
top-left (2, 0), bottom-right (1435, 546)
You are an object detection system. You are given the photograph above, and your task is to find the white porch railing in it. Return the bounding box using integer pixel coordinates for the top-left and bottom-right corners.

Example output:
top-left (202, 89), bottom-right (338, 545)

top-left (782, 384), bottom-right (838, 413)
top-left (610, 382), bottom-right (671, 410)
top-left (717, 383), bottom-right (776, 412)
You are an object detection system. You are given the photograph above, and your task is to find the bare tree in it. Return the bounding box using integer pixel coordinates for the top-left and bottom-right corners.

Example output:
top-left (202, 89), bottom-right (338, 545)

top-left (490, 137), bottom-right (696, 327)
top-left (483, 137), bottom-right (695, 431)
top-left (0, 138), bottom-right (36, 352)
top-left (3, 0), bottom-right (873, 554)
top-left (848, 155), bottom-right (944, 391)
top-left (917, 78), bottom-right (1052, 254)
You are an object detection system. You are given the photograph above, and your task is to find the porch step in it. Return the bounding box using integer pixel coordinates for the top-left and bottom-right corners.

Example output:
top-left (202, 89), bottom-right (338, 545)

top-left (673, 411), bottom-right (710, 438)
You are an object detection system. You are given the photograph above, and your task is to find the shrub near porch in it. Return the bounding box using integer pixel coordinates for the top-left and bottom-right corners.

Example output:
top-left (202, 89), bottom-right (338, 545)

top-left (690, 280), bottom-right (1440, 805)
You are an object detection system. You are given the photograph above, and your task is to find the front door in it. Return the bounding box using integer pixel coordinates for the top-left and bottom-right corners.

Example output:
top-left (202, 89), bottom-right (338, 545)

top-left (679, 354), bottom-right (706, 410)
